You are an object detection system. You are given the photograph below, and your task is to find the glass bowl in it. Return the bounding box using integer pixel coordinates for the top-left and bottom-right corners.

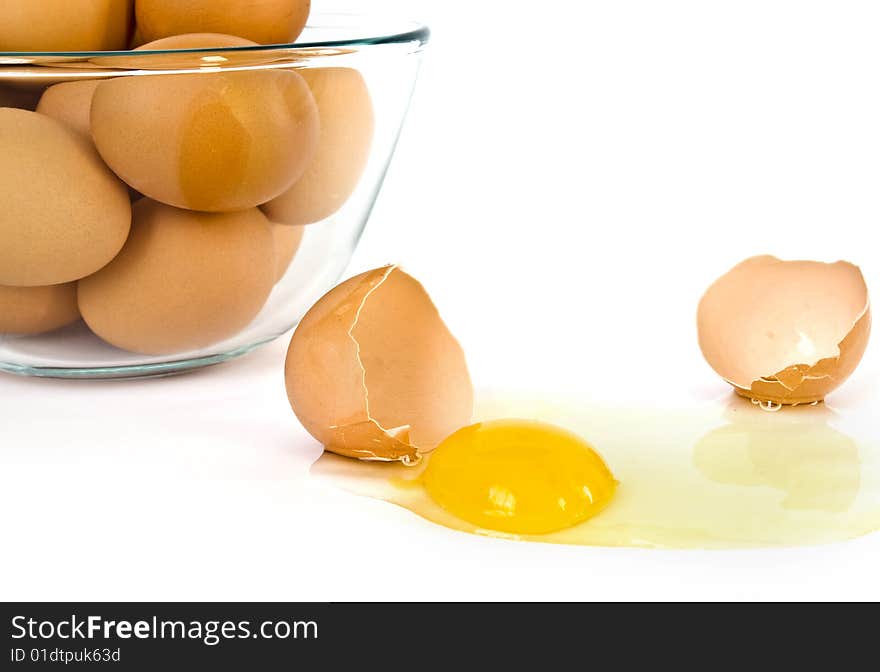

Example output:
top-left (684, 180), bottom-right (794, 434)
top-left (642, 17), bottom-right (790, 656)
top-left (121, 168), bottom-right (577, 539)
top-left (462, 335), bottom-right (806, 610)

top-left (0, 13), bottom-right (428, 379)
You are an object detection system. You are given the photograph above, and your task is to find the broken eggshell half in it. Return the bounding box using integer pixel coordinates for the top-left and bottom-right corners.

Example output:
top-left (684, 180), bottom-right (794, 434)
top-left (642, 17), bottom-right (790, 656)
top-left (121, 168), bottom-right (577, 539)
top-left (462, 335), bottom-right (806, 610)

top-left (697, 255), bottom-right (871, 406)
top-left (285, 266), bottom-right (474, 462)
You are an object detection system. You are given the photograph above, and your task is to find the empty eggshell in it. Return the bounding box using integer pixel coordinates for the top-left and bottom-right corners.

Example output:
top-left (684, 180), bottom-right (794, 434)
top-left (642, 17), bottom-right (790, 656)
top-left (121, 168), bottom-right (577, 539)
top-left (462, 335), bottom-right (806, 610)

top-left (0, 108), bottom-right (131, 287)
top-left (697, 255), bottom-right (871, 405)
top-left (0, 0), bottom-right (133, 52)
top-left (285, 266), bottom-right (474, 462)
top-left (36, 80), bottom-right (101, 138)
top-left (263, 68), bottom-right (375, 226)
top-left (0, 283), bottom-right (80, 336)
top-left (136, 0), bottom-right (310, 46)
top-left (91, 68), bottom-right (319, 212)
top-left (271, 223), bottom-right (305, 283)
top-left (78, 199), bottom-right (276, 355)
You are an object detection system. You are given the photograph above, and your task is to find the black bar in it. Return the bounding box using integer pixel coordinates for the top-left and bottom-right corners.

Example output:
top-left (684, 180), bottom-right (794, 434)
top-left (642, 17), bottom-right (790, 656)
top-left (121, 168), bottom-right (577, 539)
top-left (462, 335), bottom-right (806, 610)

top-left (0, 602), bottom-right (866, 668)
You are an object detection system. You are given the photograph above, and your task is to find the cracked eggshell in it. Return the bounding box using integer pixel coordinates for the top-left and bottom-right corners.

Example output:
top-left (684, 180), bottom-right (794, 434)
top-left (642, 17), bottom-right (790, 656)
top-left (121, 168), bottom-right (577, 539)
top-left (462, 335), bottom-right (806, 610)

top-left (136, 0), bottom-right (310, 46)
top-left (91, 68), bottom-right (319, 212)
top-left (262, 68), bottom-right (375, 226)
top-left (78, 199), bottom-right (275, 355)
top-left (0, 108), bottom-right (131, 287)
top-left (0, 283), bottom-right (80, 336)
top-left (285, 266), bottom-right (474, 462)
top-left (0, 0), bottom-right (133, 52)
top-left (697, 255), bottom-right (871, 405)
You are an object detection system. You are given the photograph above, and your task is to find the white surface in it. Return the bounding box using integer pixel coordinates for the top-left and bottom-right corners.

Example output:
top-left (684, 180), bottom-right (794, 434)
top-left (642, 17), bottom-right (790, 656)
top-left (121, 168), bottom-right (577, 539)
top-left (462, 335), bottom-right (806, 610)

top-left (2, 0), bottom-right (880, 601)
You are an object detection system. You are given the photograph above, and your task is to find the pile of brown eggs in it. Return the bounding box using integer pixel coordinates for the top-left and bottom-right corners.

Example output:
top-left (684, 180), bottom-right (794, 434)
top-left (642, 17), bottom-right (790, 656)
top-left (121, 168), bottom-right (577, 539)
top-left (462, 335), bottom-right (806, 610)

top-left (0, 1), bottom-right (375, 355)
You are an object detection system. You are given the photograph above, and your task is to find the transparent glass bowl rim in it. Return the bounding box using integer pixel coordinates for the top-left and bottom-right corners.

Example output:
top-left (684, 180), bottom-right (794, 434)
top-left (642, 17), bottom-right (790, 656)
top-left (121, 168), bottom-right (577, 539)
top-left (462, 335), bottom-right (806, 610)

top-left (0, 12), bottom-right (430, 60)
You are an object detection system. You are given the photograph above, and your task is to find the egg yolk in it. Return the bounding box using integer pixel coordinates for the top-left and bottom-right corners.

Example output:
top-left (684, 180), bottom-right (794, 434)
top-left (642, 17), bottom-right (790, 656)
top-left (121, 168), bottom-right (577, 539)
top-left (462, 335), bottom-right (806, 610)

top-left (423, 420), bottom-right (617, 535)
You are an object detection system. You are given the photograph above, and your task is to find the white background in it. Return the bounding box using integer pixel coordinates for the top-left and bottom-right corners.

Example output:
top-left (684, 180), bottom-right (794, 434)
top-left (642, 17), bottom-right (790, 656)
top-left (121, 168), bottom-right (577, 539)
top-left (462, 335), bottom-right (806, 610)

top-left (2, 0), bottom-right (880, 601)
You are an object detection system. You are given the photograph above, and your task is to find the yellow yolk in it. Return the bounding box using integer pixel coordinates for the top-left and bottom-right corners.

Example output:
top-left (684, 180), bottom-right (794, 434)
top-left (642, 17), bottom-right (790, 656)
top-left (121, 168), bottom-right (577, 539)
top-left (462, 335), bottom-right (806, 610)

top-left (423, 420), bottom-right (617, 535)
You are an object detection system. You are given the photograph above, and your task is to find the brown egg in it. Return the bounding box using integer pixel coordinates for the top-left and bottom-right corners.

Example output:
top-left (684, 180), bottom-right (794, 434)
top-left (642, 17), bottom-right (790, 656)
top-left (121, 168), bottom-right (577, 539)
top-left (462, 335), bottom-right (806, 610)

top-left (36, 80), bottom-right (144, 202)
top-left (93, 33), bottom-right (268, 70)
top-left (130, 23), bottom-right (147, 49)
top-left (0, 1), bottom-right (133, 52)
top-left (263, 68), bottom-right (375, 226)
top-left (285, 266), bottom-right (474, 462)
top-left (697, 255), bottom-right (871, 406)
top-left (136, 33), bottom-right (259, 50)
top-left (0, 283), bottom-right (80, 336)
top-left (78, 199), bottom-right (275, 355)
top-left (36, 80), bottom-right (101, 138)
top-left (0, 108), bottom-right (131, 287)
top-left (136, 0), bottom-right (310, 46)
top-left (271, 223), bottom-right (305, 282)
top-left (0, 67), bottom-right (117, 91)
top-left (91, 68), bottom-right (319, 212)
